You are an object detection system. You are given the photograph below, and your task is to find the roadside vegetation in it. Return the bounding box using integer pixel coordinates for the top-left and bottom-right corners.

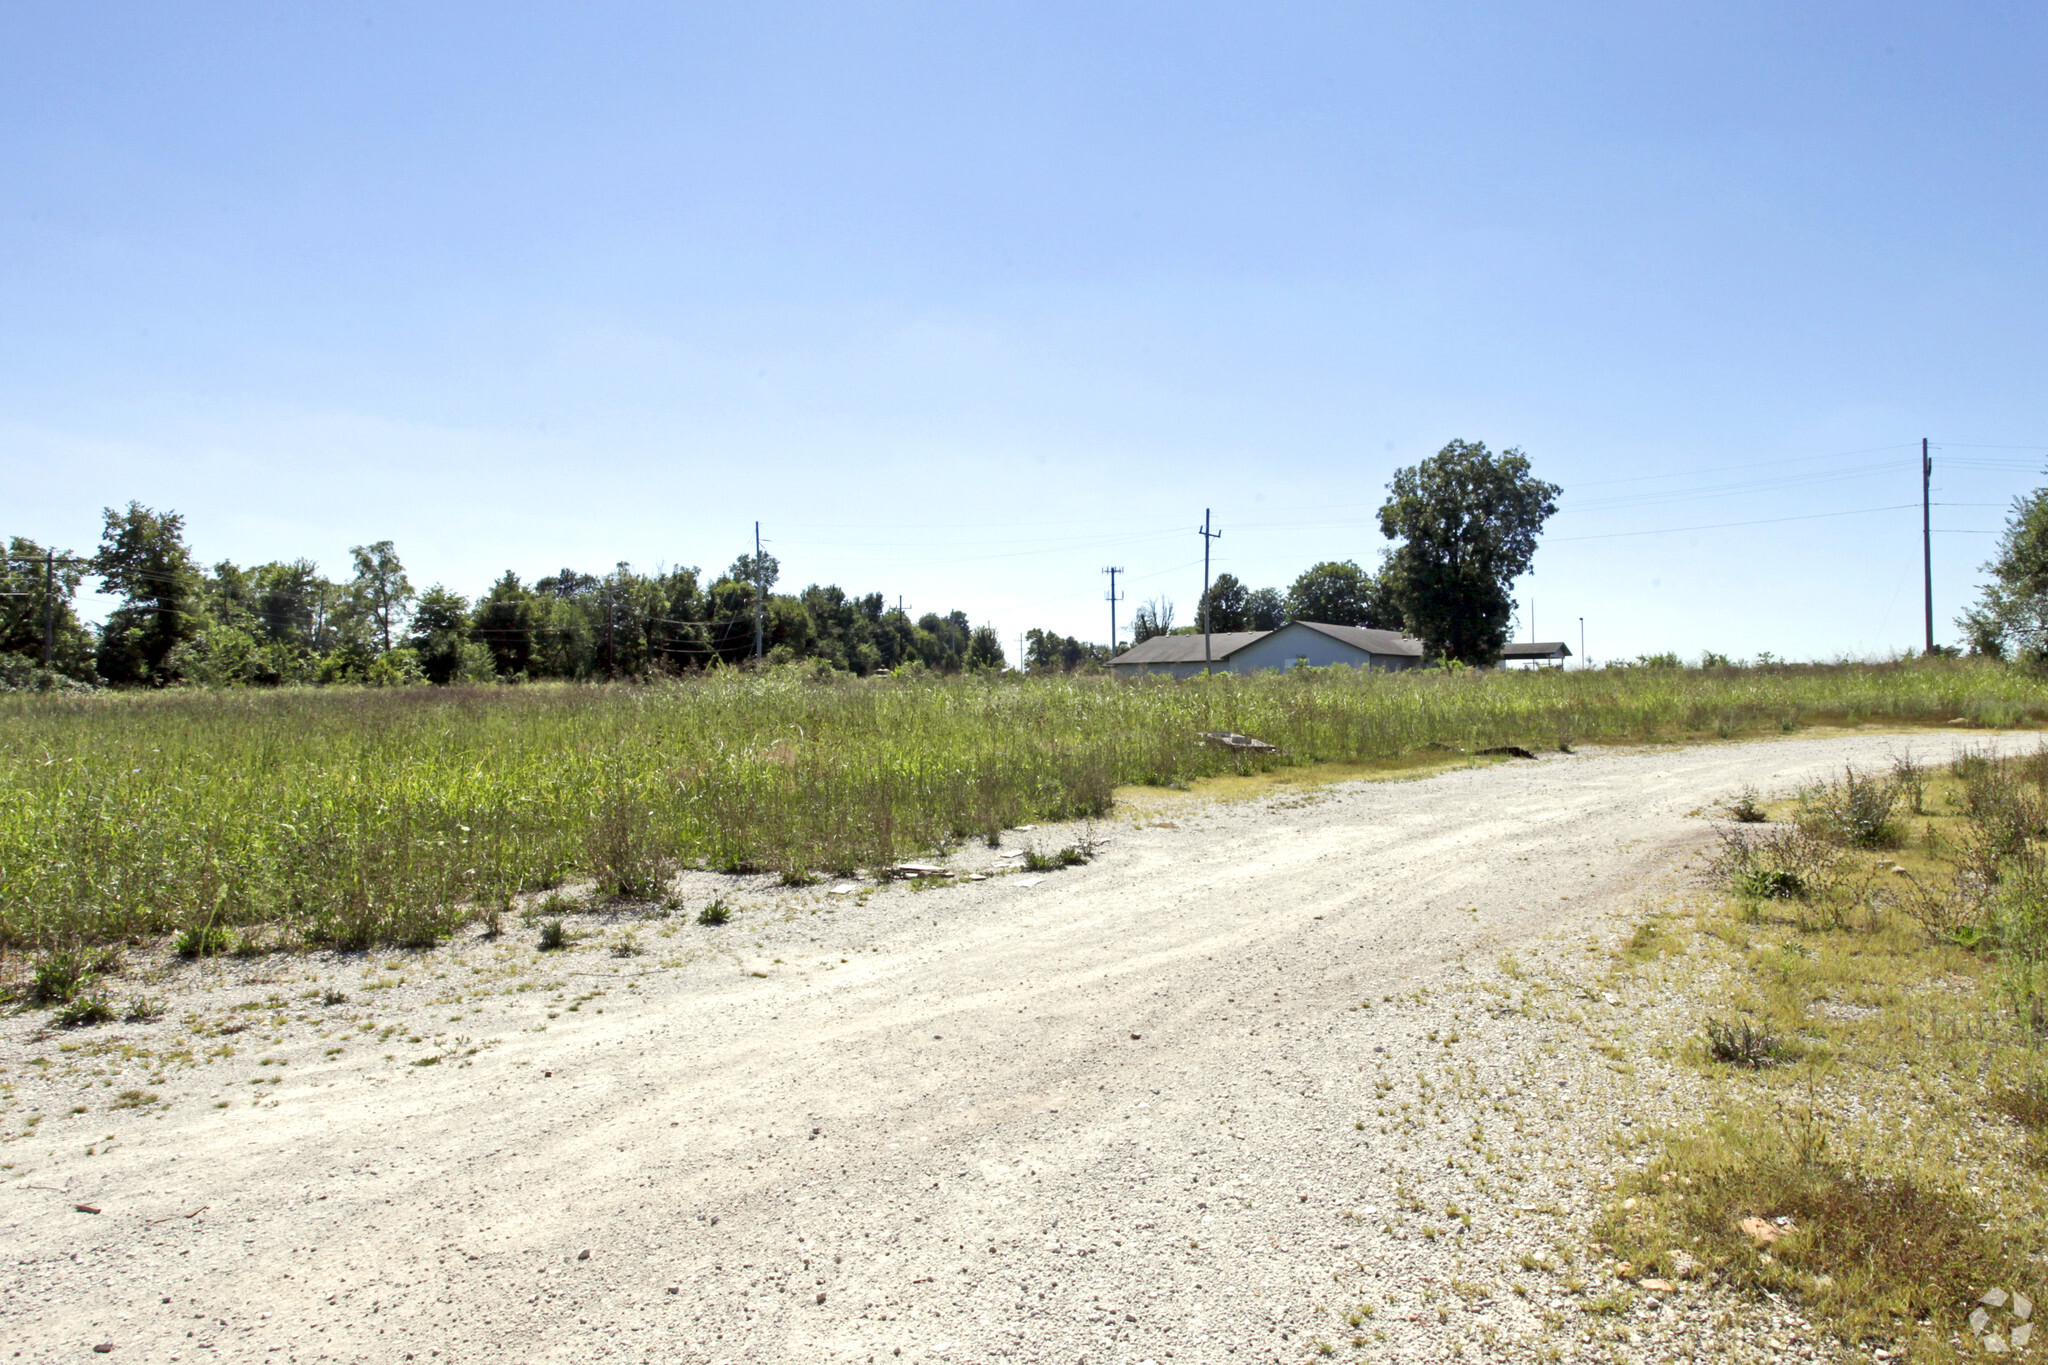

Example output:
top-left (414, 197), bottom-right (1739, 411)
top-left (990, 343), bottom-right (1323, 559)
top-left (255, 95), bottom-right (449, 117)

top-left (1607, 747), bottom-right (2048, 1360)
top-left (4, 658), bottom-right (2048, 964)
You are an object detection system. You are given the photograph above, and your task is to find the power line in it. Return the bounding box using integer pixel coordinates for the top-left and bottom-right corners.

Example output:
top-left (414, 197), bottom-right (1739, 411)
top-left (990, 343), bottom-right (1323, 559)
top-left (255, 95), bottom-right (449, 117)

top-left (1549, 502), bottom-right (1921, 543)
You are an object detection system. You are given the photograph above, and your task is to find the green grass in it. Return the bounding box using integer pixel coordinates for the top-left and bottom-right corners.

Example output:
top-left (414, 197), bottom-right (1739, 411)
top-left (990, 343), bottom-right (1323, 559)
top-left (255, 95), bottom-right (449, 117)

top-left (1608, 754), bottom-right (2048, 1360)
top-left (3, 658), bottom-right (2047, 951)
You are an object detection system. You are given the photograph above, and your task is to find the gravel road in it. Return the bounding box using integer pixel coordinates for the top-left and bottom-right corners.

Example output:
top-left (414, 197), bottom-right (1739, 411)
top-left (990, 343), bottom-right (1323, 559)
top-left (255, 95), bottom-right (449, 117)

top-left (3, 730), bottom-right (2025, 1364)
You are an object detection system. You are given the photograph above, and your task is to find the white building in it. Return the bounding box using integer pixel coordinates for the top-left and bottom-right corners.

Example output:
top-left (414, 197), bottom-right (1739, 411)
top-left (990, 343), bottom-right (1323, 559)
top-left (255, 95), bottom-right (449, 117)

top-left (1108, 621), bottom-right (1425, 678)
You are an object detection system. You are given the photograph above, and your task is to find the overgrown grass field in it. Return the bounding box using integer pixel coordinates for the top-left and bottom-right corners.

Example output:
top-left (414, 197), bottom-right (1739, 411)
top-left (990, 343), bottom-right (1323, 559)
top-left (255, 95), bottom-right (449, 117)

top-left (5, 660), bottom-right (2048, 954)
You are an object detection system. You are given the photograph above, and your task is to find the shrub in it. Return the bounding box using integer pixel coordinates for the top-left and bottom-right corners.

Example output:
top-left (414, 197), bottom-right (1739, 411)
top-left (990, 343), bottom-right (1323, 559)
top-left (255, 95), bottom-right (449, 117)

top-left (1715, 825), bottom-right (1838, 903)
top-left (1023, 845), bottom-right (1090, 872)
top-left (1798, 766), bottom-right (1901, 849)
top-left (174, 924), bottom-right (232, 959)
top-left (537, 918), bottom-right (568, 951)
top-left (586, 792), bottom-right (674, 900)
top-left (1725, 786), bottom-right (1768, 823)
top-left (1890, 750), bottom-right (1928, 815)
top-left (1704, 1017), bottom-right (1782, 1067)
top-left (1732, 866), bottom-right (1804, 900)
top-left (56, 994), bottom-right (116, 1028)
top-left (29, 948), bottom-right (92, 1003)
top-left (1990, 868), bottom-right (2048, 1036)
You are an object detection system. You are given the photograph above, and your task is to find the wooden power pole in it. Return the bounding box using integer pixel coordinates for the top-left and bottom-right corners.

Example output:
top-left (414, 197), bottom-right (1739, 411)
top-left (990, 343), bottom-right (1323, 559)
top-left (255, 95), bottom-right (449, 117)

top-left (1102, 565), bottom-right (1124, 654)
top-left (753, 521), bottom-right (765, 660)
top-left (1197, 510), bottom-right (1222, 674)
top-left (1923, 438), bottom-right (1934, 655)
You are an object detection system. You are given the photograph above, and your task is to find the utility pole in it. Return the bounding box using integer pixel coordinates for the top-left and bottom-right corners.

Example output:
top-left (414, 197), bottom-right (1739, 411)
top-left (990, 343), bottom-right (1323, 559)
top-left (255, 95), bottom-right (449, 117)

top-left (1579, 617), bottom-right (1585, 670)
top-left (1197, 510), bottom-right (1222, 673)
top-left (753, 521), bottom-right (765, 660)
top-left (1102, 566), bottom-right (1124, 653)
top-left (42, 550), bottom-right (56, 668)
top-left (1923, 438), bottom-right (1934, 656)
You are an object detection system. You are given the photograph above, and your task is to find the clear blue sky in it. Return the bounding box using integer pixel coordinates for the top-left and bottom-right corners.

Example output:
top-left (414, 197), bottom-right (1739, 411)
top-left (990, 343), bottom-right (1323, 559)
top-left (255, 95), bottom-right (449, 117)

top-left (6, 3), bottom-right (2046, 663)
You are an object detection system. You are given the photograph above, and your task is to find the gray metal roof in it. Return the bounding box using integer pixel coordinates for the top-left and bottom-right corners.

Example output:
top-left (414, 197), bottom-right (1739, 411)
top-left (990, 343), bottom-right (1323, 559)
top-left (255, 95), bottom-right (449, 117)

top-left (1281, 621), bottom-right (1427, 657)
top-left (1108, 631), bottom-right (1271, 665)
top-left (1499, 641), bottom-right (1574, 659)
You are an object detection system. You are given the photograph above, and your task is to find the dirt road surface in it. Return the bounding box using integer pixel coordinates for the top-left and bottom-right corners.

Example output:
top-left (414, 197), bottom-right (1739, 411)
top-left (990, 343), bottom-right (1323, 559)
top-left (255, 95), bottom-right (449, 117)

top-left (3, 731), bottom-right (2023, 1363)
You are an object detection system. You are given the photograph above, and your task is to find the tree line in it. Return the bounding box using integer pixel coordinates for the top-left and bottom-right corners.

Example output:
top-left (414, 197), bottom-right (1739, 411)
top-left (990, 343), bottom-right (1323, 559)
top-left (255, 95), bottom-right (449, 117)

top-left (3, 438), bottom-right (1565, 689)
top-left (2, 504), bottom-right (1007, 689)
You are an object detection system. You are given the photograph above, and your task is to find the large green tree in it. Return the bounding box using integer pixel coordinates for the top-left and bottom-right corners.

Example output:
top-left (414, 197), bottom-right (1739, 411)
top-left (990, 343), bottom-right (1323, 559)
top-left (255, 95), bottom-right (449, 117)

top-left (1378, 440), bottom-right (1559, 665)
top-left (1285, 560), bottom-right (1399, 629)
top-left (1245, 586), bottom-right (1286, 630)
top-left (472, 572), bottom-right (538, 677)
top-left (408, 585), bottom-right (494, 684)
top-left (93, 502), bottom-right (204, 685)
top-left (1959, 486), bottom-right (2048, 659)
top-left (348, 541), bottom-right (413, 654)
top-left (1199, 573), bottom-right (1252, 632)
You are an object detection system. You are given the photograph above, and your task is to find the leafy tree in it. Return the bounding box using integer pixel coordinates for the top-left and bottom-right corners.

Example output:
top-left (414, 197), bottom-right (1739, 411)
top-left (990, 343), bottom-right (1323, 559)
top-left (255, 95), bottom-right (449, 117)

top-left (1024, 628), bottom-right (1107, 672)
top-left (408, 585), bottom-right (493, 684)
top-left (872, 607), bottom-right (921, 671)
top-left (472, 572), bottom-right (539, 677)
top-left (1378, 440), bottom-right (1559, 665)
top-left (966, 623), bottom-right (1006, 671)
top-left (917, 611), bottom-right (973, 671)
top-left (1130, 597), bottom-right (1176, 643)
top-left (251, 560), bottom-right (328, 651)
top-left (348, 541), bottom-right (414, 654)
top-left (1286, 560), bottom-right (1398, 629)
top-left (1246, 586), bottom-right (1286, 631)
top-left (367, 646), bottom-right (426, 687)
top-left (1960, 486), bottom-right (2048, 659)
top-left (1200, 573), bottom-right (1251, 632)
top-left (802, 585), bottom-right (886, 675)
top-left (761, 595), bottom-right (818, 665)
top-left (93, 502), bottom-right (204, 685)
top-left (0, 537), bottom-right (94, 682)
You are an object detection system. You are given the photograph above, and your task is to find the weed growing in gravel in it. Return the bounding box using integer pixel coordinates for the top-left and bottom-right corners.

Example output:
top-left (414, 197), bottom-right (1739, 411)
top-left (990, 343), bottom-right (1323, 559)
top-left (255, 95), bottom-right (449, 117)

top-left (696, 898), bottom-right (731, 927)
top-left (1713, 825), bottom-right (1839, 905)
top-left (1703, 1017), bottom-right (1782, 1068)
top-left (536, 919), bottom-right (568, 951)
top-left (28, 948), bottom-right (93, 1003)
top-left (1022, 844), bottom-right (1090, 872)
top-left (1797, 765), bottom-right (1903, 849)
top-left (1725, 786), bottom-right (1769, 823)
top-left (56, 994), bottom-right (115, 1027)
top-left (173, 925), bottom-right (231, 959)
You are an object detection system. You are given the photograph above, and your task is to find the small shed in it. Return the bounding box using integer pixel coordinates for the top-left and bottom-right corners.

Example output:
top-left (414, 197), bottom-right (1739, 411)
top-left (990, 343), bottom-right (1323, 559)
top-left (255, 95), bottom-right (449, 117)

top-left (1499, 641), bottom-right (1574, 667)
